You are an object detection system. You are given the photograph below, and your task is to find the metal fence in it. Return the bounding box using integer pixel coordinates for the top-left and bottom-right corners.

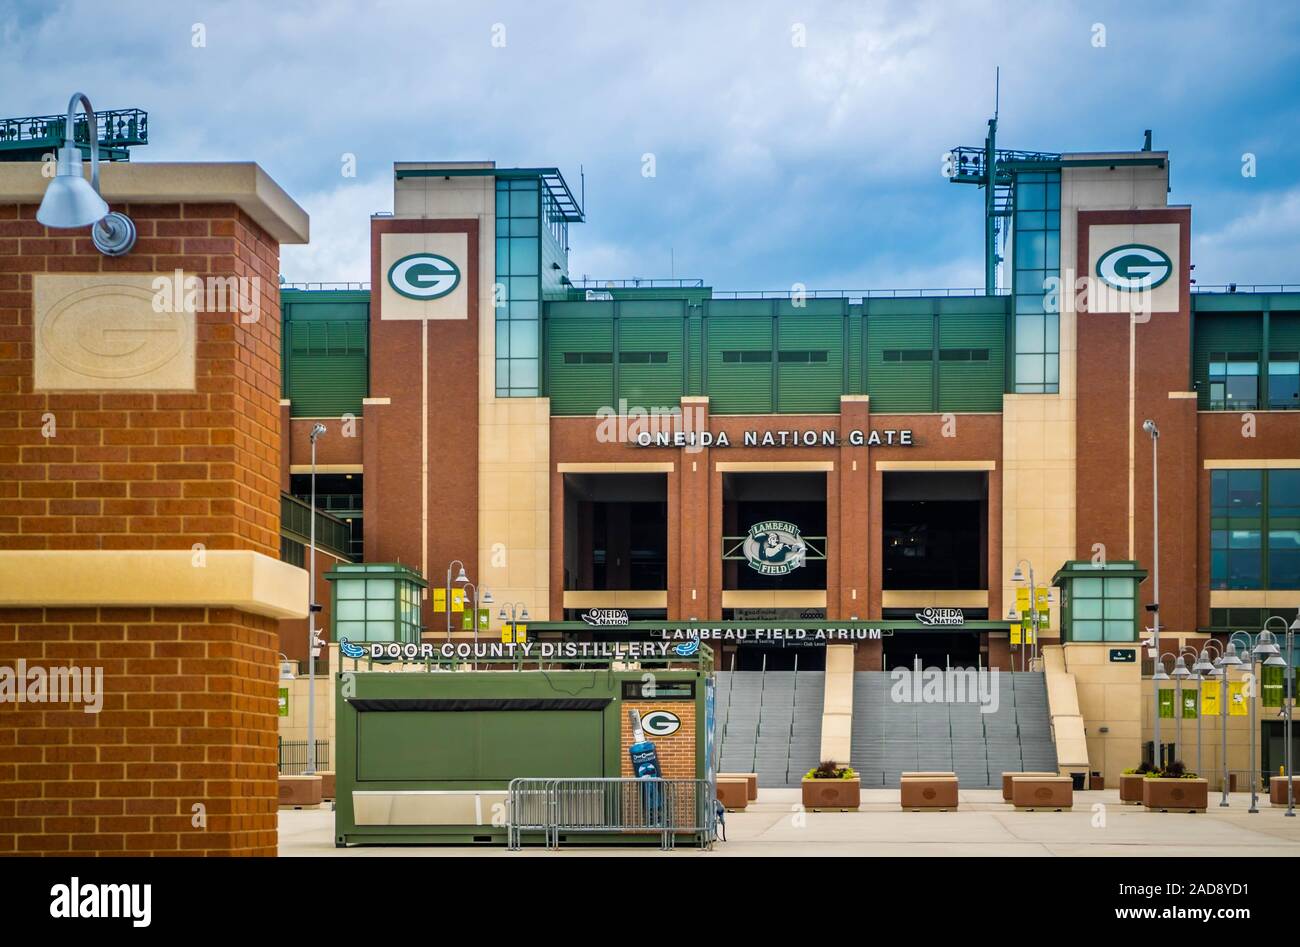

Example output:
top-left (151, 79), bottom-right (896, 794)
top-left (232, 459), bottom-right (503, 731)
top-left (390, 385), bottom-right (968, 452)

top-left (278, 739), bottom-right (330, 775)
top-left (506, 778), bottom-right (716, 851)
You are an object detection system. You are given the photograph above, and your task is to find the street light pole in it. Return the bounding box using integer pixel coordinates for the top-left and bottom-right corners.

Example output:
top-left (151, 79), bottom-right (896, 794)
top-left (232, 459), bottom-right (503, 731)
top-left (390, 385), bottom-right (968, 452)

top-left (306, 422), bottom-right (326, 777)
top-left (1142, 420), bottom-right (1161, 769)
top-left (1229, 630), bottom-right (1260, 812)
top-left (446, 559), bottom-right (469, 641)
top-left (1011, 559), bottom-right (1038, 674)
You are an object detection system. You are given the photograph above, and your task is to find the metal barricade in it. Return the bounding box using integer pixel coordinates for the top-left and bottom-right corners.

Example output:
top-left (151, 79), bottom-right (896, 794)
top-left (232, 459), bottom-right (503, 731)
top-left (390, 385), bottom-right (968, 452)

top-left (507, 777), bottom-right (716, 851)
top-left (506, 778), bottom-right (554, 850)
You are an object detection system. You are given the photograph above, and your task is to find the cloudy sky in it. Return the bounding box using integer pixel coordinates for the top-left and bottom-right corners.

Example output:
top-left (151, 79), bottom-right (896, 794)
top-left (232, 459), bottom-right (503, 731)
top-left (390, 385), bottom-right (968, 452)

top-left (4, 1), bottom-right (1298, 290)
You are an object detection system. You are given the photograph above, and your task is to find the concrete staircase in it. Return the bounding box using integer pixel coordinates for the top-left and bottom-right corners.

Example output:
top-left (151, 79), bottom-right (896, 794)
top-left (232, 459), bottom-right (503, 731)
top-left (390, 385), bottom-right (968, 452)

top-left (715, 670), bottom-right (825, 787)
top-left (849, 670), bottom-right (1058, 788)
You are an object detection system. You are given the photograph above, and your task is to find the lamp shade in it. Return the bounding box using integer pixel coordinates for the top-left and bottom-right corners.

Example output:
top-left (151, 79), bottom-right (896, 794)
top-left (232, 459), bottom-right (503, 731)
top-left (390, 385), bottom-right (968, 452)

top-left (36, 147), bottom-right (109, 228)
top-left (1152, 663), bottom-right (1170, 681)
top-left (1254, 630), bottom-right (1281, 659)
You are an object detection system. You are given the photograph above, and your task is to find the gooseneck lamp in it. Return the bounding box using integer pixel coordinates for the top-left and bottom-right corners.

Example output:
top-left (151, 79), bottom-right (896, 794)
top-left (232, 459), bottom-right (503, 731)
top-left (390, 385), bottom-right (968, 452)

top-left (36, 92), bottom-right (136, 256)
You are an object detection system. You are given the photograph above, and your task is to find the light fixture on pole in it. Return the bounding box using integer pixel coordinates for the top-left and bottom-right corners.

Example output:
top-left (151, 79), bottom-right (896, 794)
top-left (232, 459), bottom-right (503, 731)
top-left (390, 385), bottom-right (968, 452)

top-left (461, 582), bottom-right (493, 667)
top-left (498, 602), bottom-right (530, 651)
top-left (1011, 559), bottom-right (1039, 672)
top-left (305, 422), bottom-right (326, 777)
top-left (445, 560), bottom-right (470, 641)
top-left (36, 93), bottom-right (136, 256)
top-left (1153, 653), bottom-right (1171, 768)
top-left (1180, 645), bottom-right (1204, 774)
top-left (1215, 642), bottom-right (1243, 807)
top-left (1171, 653), bottom-right (1192, 763)
top-left (1141, 419), bottom-right (1163, 769)
top-left (1263, 615), bottom-right (1300, 818)
top-left (1229, 630), bottom-right (1261, 812)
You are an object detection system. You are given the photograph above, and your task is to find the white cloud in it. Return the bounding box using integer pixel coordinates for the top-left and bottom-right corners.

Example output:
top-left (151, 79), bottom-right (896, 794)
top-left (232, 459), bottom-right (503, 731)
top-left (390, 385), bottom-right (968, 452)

top-left (279, 175), bottom-right (390, 284)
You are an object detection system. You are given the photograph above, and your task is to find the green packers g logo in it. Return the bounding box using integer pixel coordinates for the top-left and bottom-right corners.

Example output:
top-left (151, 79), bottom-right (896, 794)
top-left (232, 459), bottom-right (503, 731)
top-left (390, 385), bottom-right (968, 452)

top-left (1095, 244), bottom-right (1173, 292)
top-left (387, 253), bottom-right (461, 300)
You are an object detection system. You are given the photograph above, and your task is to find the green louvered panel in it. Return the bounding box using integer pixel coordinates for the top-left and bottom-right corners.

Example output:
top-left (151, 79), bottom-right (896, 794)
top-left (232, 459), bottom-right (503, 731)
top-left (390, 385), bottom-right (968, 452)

top-left (687, 310), bottom-right (704, 395)
top-left (848, 305), bottom-right (864, 394)
top-left (1193, 312), bottom-right (1262, 409)
top-left (617, 315), bottom-right (684, 408)
top-left (777, 314), bottom-right (843, 413)
top-left (866, 311), bottom-right (935, 411)
top-left (707, 313), bottom-right (773, 414)
top-left (1272, 312), bottom-right (1300, 350)
top-left (938, 311), bottom-right (1005, 412)
top-left (285, 320), bottom-right (368, 417)
top-left (548, 317), bottom-right (614, 414)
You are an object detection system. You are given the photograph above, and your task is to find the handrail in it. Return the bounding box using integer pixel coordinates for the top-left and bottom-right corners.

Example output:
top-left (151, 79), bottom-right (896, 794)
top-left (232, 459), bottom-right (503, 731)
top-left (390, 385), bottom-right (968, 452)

top-left (753, 652), bottom-right (768, 774)
top-left (785, 653), bottom-right (799, 784)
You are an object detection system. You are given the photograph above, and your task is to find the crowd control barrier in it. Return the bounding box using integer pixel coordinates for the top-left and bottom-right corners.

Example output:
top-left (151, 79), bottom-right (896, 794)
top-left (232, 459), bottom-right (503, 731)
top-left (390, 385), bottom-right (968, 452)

top-left (506, 777), bottom-right (716, 851)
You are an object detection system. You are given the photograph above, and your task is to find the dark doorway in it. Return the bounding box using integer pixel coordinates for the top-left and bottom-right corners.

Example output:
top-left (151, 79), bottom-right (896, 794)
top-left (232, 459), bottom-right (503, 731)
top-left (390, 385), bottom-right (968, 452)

top-left (733, 645), bottom-right (826, 671)
top-left (882, 631), bottom-right (983, 670)
top-left (723, 472), bottom-right (827, 591)
top-left (563, 473), bottom-right (668, 591)
top-left (882, 472), bottom-right (987, 589)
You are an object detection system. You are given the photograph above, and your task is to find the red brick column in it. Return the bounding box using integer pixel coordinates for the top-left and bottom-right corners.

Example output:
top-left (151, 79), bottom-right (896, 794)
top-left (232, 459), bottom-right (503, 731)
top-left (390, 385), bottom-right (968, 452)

top-left (0, 192), bottom-right (298, 856)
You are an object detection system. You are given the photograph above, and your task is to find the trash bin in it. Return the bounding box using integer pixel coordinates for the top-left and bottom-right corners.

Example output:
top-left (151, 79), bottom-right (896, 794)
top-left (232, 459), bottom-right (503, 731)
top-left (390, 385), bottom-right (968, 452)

top-left (1089, 771), bottom-right (1104, 790)
top-left (1070, 772), bottom-right (1086, 791)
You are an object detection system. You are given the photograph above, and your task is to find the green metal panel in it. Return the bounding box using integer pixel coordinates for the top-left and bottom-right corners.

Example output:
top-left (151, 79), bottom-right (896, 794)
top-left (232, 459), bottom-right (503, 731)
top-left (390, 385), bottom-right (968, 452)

top-left (356, 709), bottom-right (604, 781)
top-left (687, 308), bottom-right (704, 395)
top-left (776, 311), bottom-right (843, 413)
top-left (706, 304), bottom-right (773, 413)
top-left (547, 314), bottom-right (615, 414)
top-left (1192, 312), bottom-right (1263, 409)
top-left (938, 310), bottom-right (1005, 411)
top-left (848, 304), bottom-right (864, 395)
top-left (1272, 311), bottom-right (1300, 350)
top-left (284, 319), bottom-right (369, 417)
top-left (865, 310), bottom-right (935, 411)
top-left (617, 304), bottom-right (684, 408)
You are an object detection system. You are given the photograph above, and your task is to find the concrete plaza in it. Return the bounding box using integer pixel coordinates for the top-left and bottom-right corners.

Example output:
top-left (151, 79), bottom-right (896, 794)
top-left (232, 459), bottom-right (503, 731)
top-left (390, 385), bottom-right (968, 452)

top-left (279, 788), bottom-right (1300, 857)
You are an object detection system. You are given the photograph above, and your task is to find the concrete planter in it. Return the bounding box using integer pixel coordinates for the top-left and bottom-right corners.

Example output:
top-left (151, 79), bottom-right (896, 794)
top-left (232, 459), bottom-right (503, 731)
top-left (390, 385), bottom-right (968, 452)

top-left (1002, 771), bottom-right (1058, 801)
top-left (801, 777), bottom-right (861, 811)
top-left (899, 776), bottom-right (959, 811)
top-left (1141, 777), bottom-right (1208, 813)
top-left (1119, 773), bottom-right (1146, 805)
top-left (716, 777), bottom-right (749, 811)
top-left (278, 774), bottom-right (323, 809)
top-left (1270, 776), bottom-right (1297, 807)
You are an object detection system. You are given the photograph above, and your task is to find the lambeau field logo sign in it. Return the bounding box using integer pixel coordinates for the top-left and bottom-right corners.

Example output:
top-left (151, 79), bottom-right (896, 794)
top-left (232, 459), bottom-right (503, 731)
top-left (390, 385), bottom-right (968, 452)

top-left (1095, 244), bottom-right (1173, 292)
top-left (387, 252), bottom-right (461, 300)
top-left (742, 520), bottom-right (806, 575)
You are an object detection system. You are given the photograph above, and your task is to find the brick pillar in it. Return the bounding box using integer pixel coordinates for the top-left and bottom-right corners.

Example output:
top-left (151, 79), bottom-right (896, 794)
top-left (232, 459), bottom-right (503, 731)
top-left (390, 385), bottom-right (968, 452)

top-left (0, 163), bottom-right (308, 855)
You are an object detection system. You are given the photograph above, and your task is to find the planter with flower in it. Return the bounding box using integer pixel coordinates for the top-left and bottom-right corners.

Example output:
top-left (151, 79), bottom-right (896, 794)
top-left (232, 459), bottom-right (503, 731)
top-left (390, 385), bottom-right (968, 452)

top-left (1119, 761), bottom-right (1152, 805)
top-left (1141, 760), bottom-right (1208, 812)
top-left (801, 760), bottom-right (860, 811)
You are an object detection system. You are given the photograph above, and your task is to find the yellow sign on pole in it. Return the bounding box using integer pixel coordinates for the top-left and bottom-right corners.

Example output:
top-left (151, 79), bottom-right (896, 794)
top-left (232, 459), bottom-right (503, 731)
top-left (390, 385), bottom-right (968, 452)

top-left (514, 623), bottom-right (527, 643)
top-left (1010, 624), bottom-right (1021, 645)
top-left (1034, 587), bottom-right (1050, 609)
top-left (501, 624), bottom-right (514, 644)
top-left (1228, 681), bottom-right (1248, 717)
top-left (432, 588), bottom-right (446, 613)
top-left (1200, 681), bottom-right (1220, 716)
top-left (1015, 588), bottom-right (1030, 610)
top-left (451, 588), bottom-right (465, 613)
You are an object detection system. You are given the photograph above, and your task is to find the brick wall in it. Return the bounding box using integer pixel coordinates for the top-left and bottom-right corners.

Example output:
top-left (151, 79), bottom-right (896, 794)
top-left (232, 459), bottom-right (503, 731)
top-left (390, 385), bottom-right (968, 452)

top-left (0, 606), bottom-right (277, 855)
top-left (0, 201), bottom-right (282, 555)
top-left (619, 700), bottom-right (698, 779)
top-left (0, 197), bottom-right (286, 856)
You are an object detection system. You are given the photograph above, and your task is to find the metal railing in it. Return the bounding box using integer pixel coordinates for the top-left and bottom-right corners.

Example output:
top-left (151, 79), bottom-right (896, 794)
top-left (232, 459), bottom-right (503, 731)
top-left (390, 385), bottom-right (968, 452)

top-left (506, 777), bottom-right (716, 850)
top-left (1192, 283), bottom-right (1300, 294)
top-left (282, 282), bottom-right (370, 291)
top-left (278, 739), bottom-right (330, 775)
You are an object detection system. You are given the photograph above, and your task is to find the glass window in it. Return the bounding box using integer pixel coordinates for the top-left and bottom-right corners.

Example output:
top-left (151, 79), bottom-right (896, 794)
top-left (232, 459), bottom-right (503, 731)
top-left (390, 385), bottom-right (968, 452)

top-left (1269, 353), bottom-right (1300, 409)
top-left (1012, 172), bottom-right (1060, 393)
top-left (1073, 620), bottom-right (1103, 641)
